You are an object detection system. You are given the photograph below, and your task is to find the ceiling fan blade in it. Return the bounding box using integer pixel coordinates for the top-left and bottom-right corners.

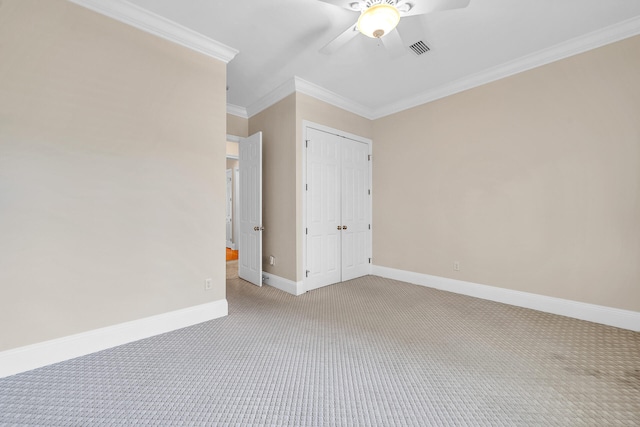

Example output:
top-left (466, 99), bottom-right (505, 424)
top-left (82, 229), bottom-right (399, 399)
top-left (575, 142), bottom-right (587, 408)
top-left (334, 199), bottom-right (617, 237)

top-left (380, 28), bottom-right (407, 59)
top-left (400, 0), bottom-right (470, 16)
top-left (396, 15), bottom-right (427, 44)
top-left (320, 24), bottom-right (359, 55)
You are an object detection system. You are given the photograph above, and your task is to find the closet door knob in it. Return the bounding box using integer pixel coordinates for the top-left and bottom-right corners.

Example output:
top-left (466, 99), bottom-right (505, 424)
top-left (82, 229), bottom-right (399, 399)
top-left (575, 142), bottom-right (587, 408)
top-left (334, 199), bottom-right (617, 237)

top-left (343, 225), bottom-right (348, 230)
top-left (337, 226), bottom-right (343, 230)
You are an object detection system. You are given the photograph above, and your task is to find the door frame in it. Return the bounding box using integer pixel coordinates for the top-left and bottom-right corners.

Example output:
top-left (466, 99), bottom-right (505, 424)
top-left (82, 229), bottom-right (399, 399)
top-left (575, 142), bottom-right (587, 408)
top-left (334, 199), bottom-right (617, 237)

top-left (301, 121), bottom-right (373, 291)
top-left (226, 135), bottom-right (240, 251)
top-left (225, 168), bottom-right (233, 249)
top-left (233, 167), bottom-right (239, 251)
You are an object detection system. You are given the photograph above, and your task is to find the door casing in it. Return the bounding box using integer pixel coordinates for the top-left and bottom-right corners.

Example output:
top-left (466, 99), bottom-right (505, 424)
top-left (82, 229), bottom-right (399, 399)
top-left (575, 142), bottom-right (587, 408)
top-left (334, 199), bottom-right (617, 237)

top-left (225, 168), bottom-right (233, 248)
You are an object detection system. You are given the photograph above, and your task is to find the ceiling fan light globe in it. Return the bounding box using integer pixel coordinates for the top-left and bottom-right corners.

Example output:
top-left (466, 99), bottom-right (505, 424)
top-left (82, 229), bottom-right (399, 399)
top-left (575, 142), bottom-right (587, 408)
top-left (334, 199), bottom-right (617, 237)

top-left (357, 4), bottom-right (401, 38)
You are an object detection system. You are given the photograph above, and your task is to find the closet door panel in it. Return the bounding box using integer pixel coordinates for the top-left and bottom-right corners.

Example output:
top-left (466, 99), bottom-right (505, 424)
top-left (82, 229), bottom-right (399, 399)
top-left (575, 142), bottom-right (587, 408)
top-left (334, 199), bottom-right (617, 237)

top-left (306, 128), bottom-right (341, 290)
top-left (341, 139), bottom-right (370, 281)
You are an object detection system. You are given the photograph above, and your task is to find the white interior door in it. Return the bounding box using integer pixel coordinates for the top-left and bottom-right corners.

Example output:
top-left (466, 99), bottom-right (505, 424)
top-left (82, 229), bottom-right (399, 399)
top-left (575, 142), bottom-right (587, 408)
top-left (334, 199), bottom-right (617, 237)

top-left (306, 128), bottom-right (341, 291)
top-left (305, 127), bottom-right (371, 291)
top-left (238, 132), bottom-right (263, 287)
top-left (341, 140), bottom-right (370, 281)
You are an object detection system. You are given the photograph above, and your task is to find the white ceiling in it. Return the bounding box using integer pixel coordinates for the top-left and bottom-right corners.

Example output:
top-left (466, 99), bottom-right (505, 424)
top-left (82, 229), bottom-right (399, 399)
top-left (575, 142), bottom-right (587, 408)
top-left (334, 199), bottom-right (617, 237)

top-left (121, 0), bottom-right (640, 118)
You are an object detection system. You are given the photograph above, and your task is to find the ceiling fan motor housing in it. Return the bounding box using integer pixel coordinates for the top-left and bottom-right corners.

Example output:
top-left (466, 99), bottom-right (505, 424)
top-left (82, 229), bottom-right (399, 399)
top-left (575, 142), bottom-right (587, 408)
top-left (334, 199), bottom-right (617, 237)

top-left (364, 0), bottom-right (398, 7)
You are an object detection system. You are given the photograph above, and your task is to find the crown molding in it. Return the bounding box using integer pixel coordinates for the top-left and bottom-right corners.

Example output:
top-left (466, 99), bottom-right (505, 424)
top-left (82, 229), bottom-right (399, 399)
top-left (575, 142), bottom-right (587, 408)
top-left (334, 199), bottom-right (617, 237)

top-left (248, 16), bottom-right (640, 120)
top-left (293, 77), bottom-right (375, 120)
top-left (226, 104), bottom-right (249, 119)
top-left (243, 15), bottom-right (640, 120)
top-left (68, 0), bottom-right (238, 63)
top-left (242, 16), bottom-right (640, 121)
top-left (245, 76), bottom-right (376, 119)
top-left (371, 15), bottom-right (640, 119)
top-left (245, 78), bottom-right (298, 118)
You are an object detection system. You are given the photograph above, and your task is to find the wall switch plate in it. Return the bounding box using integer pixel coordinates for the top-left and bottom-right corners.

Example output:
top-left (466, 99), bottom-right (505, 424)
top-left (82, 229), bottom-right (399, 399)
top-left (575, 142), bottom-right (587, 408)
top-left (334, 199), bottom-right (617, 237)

top-left (453, 261), bottom-right (460, 271)
top-left (204, 278), bottom-right (212, 290)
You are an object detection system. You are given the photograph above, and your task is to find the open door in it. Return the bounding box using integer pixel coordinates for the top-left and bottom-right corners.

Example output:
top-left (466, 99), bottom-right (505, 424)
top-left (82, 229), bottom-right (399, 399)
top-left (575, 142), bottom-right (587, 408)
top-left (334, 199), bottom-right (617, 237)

top-left (238, 132), bottom-right (263, 286)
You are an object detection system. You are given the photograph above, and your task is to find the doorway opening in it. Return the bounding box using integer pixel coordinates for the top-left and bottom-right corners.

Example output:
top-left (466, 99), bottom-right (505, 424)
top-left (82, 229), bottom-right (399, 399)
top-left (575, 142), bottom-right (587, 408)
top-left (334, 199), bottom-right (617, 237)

top-left (226, 247), bottom-right (238, 261)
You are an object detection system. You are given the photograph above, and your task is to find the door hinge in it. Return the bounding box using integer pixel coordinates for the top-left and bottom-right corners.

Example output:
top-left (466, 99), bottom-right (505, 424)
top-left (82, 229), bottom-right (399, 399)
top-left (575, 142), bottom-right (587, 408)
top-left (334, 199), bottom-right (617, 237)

top-left (306, 270), bottom-right (310, 277)
top-left (305, 184), bottom-right (308, 191)
top-left (368, 189), bottom-right (371, 195)
top-left (305, 227), bottom-right (308, 235)
top-left (368, 154), bottom-right (371, 161)
top-left (368, 224), bottom-right (371, 230)
top-left (305, 140), bottom-right (310, 148)
top-left (368, 258), bottom-right (372, 264)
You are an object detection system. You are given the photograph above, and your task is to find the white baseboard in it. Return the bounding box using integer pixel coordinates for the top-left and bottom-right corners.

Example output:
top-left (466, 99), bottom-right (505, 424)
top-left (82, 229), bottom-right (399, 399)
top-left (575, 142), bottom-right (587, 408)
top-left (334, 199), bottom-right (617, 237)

top-left (262, 272), bottom-right (305, 296)
top-left (0, 299), bottom-right (228, 378)
top-left (372, 265), bottom-right (640, 332)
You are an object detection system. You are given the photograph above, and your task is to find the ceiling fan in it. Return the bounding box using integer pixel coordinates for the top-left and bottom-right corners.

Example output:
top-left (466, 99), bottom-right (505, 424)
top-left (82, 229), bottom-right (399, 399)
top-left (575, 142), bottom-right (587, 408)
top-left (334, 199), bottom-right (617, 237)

top-left (318, 0), bottom-right (471, 57)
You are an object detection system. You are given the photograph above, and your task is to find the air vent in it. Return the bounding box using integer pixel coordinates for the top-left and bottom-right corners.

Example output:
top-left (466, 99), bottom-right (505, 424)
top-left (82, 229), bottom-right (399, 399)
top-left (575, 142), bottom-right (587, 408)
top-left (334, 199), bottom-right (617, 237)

top-left (409, 40), bottom-right (430, 56)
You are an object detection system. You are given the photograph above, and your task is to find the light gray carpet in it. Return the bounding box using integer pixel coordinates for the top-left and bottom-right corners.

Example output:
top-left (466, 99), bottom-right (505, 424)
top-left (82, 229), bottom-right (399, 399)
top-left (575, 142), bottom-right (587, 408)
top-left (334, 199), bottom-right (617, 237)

top-left (1, 274), bottom-right (639, 426)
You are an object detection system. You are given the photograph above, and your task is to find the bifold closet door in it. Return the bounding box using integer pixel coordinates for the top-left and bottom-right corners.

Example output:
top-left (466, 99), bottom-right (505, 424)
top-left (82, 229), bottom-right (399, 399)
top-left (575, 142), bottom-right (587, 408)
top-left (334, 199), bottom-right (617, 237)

top-left (306, 128), bottom-right (370, 291)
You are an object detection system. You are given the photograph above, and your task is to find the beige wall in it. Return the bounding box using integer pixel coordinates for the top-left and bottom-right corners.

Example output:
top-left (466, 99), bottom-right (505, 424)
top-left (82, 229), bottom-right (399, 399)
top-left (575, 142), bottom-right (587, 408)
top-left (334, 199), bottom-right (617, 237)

top-left (226, 159), bottom-right (239, 171)
top-left (296, 93), bottom-right (374, 140)
top-left (248, 95), bottom-right (297, 280)
top-left (373, 35), bottom-right (640, 312)
top-left (227, 114), bottom-right (248, 138)
top-left (0, 0), bottom-right (228, 351)
top-left (226, 140), bottom-right (239, 157)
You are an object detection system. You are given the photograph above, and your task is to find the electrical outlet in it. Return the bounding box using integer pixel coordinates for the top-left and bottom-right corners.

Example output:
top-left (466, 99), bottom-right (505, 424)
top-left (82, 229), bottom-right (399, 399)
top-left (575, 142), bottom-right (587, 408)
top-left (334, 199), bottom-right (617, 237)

top-left (269, 255), bottom-right (275, 266)
top-left (453, 261), bottom-right (460, 271)
top-left (204, 278), bottom-right (212, 290)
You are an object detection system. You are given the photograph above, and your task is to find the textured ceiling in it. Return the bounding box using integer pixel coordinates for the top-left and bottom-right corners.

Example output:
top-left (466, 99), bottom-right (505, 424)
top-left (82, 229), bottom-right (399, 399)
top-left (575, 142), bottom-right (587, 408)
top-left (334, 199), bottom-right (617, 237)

top-left (125, 0), bottom-right (640, 117)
